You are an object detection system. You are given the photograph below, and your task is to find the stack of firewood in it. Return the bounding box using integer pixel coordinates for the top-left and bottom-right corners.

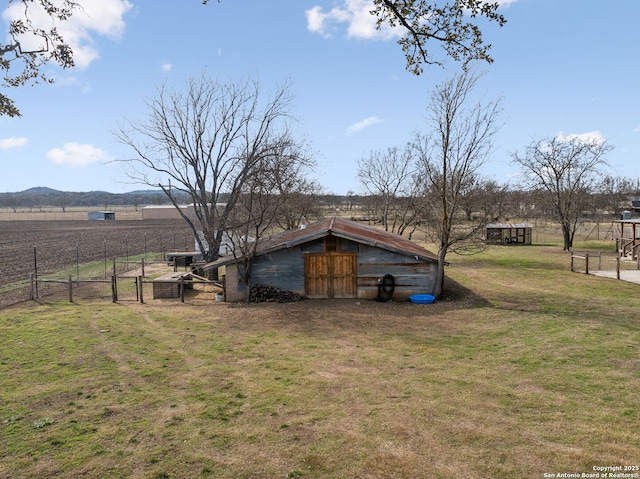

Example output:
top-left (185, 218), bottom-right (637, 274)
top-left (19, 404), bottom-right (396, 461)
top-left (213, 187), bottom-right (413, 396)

top-left (249, 284), bottom-right (303, 303)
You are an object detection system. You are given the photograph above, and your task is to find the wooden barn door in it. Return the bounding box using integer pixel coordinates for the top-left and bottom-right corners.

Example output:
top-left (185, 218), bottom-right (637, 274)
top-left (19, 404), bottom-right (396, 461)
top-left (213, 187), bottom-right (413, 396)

top-left (304, 253), bottom-right (357, 298)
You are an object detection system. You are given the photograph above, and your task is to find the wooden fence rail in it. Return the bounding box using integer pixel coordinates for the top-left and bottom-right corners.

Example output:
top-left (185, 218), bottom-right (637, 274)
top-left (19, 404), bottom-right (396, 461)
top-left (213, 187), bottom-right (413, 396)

top-left (570, 252), bottom-right (601, 275)
top-left (571, 251), bottom-right (640, 280)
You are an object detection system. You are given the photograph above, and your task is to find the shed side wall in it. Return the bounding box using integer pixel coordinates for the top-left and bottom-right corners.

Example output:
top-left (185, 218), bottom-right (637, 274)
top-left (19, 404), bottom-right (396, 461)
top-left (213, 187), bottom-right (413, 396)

top-left (223, 237), bottom-right (437, 301)
top-left (356, 244), bottom-right (436, 300)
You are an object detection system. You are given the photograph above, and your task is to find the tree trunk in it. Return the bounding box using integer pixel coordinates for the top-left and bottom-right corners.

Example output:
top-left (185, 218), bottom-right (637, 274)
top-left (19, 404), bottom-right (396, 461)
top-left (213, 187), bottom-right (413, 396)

top-left (562, 224), bottom-right (572, 250)
top-left (434, 245), bottom-right (447, 299)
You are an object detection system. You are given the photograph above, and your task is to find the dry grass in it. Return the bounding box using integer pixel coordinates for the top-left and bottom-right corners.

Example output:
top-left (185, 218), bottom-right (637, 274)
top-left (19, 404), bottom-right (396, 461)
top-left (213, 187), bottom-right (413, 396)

top-left (0, 206), bottom-right (144, 221)
top-left (1, 235), bottom-right (639, 478)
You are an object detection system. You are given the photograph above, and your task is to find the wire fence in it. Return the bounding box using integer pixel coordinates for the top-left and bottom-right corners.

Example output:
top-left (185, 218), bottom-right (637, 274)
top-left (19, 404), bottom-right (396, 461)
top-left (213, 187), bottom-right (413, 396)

top-left (0, 220), bottom-right (216, 309)
top-left (29, 268), bottom-right (221, 305)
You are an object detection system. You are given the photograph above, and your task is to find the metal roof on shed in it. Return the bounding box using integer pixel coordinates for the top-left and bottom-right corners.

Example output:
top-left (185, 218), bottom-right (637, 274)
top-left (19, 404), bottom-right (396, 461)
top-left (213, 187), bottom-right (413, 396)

top-left (203, 217), bottom-right (438, 270)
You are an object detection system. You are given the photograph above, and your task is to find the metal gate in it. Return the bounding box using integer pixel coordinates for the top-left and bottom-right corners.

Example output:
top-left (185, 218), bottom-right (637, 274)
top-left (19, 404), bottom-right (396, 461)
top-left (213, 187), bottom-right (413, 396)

top-left (304, 253), bottom-right (357, 298)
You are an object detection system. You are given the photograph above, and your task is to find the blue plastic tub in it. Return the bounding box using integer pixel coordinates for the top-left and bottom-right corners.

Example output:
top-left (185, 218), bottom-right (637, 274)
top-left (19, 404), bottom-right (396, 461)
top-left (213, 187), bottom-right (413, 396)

top-left (409, 294), bottom-right (435, 304)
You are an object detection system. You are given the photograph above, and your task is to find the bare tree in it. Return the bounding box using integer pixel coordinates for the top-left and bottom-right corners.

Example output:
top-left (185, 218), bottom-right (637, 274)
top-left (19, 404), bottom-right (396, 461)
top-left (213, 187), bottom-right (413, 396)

top-left (458, 177), bottom-right (507, 221)
top-left (512, 135), bottom-right (613, 250)
top-left (267, 150), bottom-right (324, 231)
top-left (114, 74), bottom-right (308, 264)
top-left (273, 186), bottom-right (324, 231)
top-left (2, 193), bottom-right (20, 212)
top-left (414, 70), bottom-right (502, 297)
top-left (225, 146), bottom-right (318, 294)
top-left (357, 144), bottom-right (418, 233)
top-left (390, 189), bottom-right (425, 239)
top-left (54, 193), bottom-right (72, 213)
top-left (595, 175), bottom-right (638, 218)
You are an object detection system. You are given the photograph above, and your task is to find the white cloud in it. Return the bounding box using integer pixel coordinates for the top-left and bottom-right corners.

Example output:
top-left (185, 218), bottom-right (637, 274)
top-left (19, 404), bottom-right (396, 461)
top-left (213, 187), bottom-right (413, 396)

top-left (46, 143), bottom-right (112, 167)
top-left (3, 0), bottom-right (133, 69)
top-left (306, 0), bottom-right (518, 40)
top-left (306, 6), bottom-right (327, 36)
top-left (556, 130), bottom-right (607, 145)
top-left (306, 0), bottom-right (399, 40)
top-left (346, 116), bottom-right (384, 135)
top-left (0, 137), bottom-right (28, 150)
top-left (161, 63), bottom-right (172, 72)
top-left (497, 0), bottom-right (521, 6)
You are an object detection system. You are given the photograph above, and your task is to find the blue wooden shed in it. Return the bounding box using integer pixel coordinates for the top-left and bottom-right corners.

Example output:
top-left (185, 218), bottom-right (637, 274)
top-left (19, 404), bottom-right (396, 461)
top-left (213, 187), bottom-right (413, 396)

top-left (203, 217), bottom-right (439, 302)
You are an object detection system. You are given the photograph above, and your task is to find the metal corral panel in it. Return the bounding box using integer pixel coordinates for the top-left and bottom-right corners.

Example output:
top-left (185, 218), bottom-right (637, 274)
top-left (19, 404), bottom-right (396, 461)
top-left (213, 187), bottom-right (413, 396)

top-left (152, 272), bottom-right (193, 299)
top-left (153, 281), bottom-right (181, 299)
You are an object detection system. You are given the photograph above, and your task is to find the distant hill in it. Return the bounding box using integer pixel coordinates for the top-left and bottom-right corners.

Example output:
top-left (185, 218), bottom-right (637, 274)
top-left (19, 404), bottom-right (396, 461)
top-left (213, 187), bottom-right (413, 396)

top-left (17, 187), bottom-right (163, 196)
top-left (0, 187), bottom-right (184, 209)
top-left (20, 187), bottom-right (63, 194)
top-left (127, 189), bottom-right (165, 195)
top-left (0, 187), bottom-right (347, 210)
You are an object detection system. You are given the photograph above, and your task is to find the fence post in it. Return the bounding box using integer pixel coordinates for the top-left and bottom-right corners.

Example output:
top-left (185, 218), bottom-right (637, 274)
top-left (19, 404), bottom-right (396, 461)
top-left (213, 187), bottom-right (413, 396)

top-left (141, 258), bottom-right (145, 278)
top-left (570, 254), bottom-right (574, 272)
top-left (180, 276), bottom-right (185, 303)
top-left (616, 256), bottom-right (620, 280)
top-left (30, 273), bottom-right (34, 300)
top-left (104, 239), bottom-right (107, 278)
top-left (138, 276), bottom-right (144, 304)
top-left (33, 246), bottom-right (39, 298)
top-left (598, 252), bottom-right (601, 270)
top-left (68, 275), bottom-right (73, 303)
top-left (585, 253), bottom-right (589, 275)
top-left (111, 275), bottom-right (118, 302)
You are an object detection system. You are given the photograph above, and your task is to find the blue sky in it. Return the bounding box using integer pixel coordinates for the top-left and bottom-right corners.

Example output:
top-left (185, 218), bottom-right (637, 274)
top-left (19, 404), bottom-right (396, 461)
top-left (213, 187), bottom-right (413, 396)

top-left (1, 0), bottom-right (639, 195)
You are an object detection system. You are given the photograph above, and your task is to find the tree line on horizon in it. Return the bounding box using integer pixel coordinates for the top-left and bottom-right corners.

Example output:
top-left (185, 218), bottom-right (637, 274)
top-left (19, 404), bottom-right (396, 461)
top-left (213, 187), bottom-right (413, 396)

top-left (2, 175), bottom-right (637, 225)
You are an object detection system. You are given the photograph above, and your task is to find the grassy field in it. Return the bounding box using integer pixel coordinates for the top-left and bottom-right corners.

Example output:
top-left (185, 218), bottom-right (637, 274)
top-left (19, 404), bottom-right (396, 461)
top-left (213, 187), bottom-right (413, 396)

top-left (0, 234), bottom-right (639, 478)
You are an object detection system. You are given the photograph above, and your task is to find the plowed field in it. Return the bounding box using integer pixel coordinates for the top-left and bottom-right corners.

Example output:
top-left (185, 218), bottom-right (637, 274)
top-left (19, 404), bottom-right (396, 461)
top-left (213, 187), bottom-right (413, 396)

top-left (0, 220), bottom-right (194, 302)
